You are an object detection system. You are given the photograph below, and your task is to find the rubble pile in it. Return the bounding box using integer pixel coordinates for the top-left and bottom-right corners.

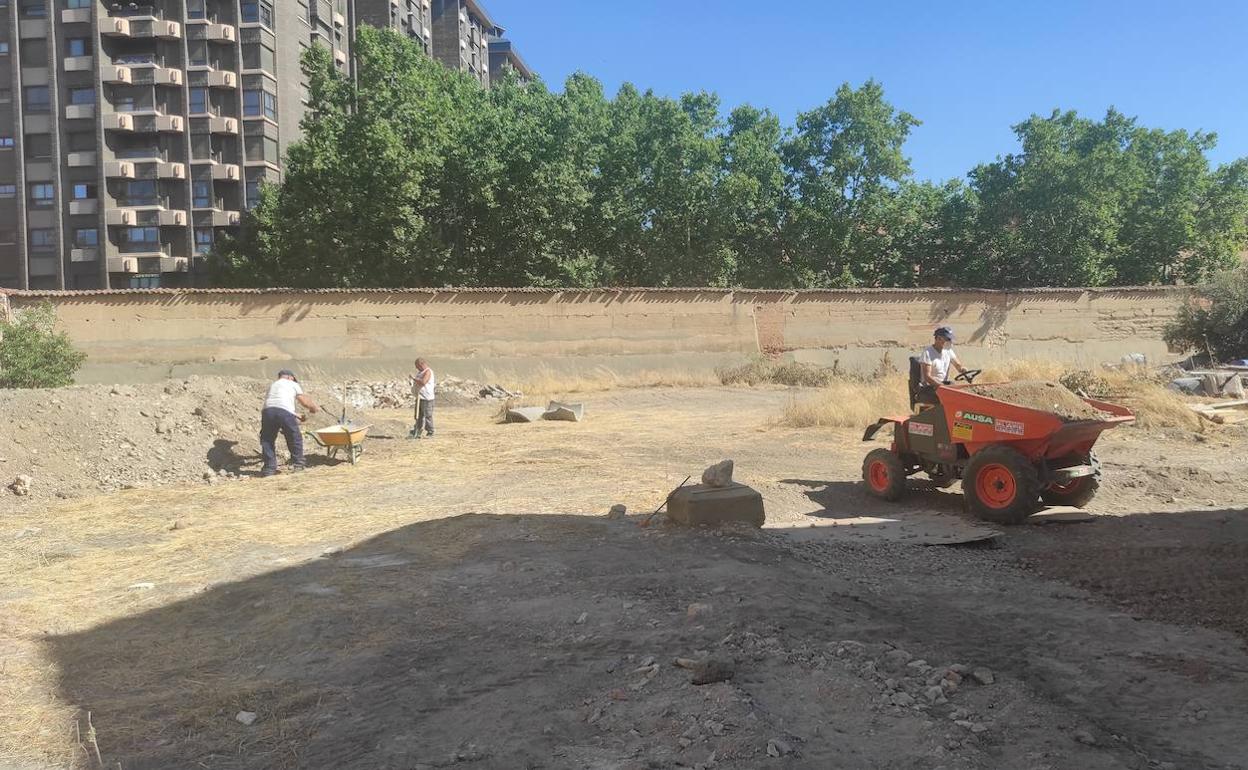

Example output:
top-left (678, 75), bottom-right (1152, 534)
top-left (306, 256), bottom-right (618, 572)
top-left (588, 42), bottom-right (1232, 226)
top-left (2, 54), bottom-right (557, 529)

top-left (330, 377), bottom-right (521, 410)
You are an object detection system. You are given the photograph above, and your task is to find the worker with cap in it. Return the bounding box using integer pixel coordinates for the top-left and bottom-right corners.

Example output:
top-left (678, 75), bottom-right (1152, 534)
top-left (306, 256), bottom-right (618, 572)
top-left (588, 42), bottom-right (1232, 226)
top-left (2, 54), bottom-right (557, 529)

top-left (259, 369), bottom-right (321, 477)
top-left (916, 326), bottom-right (968, 405)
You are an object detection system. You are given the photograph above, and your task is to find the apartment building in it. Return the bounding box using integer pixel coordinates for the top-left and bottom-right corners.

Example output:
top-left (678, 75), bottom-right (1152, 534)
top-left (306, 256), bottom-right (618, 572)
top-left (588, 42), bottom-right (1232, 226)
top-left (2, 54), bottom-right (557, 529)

top-left (486, 35), bottom-right (529, 84)
top-left (0, 0), bottom-right (526, 290)
top-left (429, 0), bottom-right (493, 87)
top-left (355, 0), bottom-right (431, 55)
top-left (0, 0), bottom-right (351, 290)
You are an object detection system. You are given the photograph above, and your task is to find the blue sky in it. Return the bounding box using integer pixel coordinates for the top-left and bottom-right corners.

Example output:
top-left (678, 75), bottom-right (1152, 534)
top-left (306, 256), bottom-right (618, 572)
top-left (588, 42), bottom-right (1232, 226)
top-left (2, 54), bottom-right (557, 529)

top-left (484, 0), bottom-right (1248, 182)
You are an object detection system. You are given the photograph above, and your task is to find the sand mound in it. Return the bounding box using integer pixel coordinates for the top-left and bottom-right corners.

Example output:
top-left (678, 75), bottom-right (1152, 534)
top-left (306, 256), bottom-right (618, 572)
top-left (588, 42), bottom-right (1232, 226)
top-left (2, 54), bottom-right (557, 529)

top-left (966, 380), bottom-right (1112, 422)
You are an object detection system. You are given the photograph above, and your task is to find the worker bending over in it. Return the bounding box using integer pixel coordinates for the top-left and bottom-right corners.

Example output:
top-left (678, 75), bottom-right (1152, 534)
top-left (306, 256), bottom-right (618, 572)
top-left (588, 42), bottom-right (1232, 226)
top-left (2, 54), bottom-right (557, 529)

top-left (260, 369), bottom-right (321, 476)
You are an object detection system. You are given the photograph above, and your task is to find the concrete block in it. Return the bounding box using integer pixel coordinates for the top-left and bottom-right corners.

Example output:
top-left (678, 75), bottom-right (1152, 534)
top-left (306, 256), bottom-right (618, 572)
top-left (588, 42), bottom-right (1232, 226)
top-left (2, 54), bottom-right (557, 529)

top-left (666, 482), bottom-right (765, 528)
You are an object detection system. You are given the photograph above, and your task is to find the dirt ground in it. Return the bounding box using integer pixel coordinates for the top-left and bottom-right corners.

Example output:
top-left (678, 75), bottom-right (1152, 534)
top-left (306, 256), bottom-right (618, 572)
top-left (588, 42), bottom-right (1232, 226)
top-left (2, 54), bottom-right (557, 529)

top-left (1, 385), bottom-right (1247, 769)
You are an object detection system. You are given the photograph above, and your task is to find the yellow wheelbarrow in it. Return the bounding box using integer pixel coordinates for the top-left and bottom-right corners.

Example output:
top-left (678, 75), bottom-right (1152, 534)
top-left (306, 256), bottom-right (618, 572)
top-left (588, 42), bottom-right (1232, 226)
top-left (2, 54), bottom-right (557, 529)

top-left (306, 424), bottom-right (371, 465)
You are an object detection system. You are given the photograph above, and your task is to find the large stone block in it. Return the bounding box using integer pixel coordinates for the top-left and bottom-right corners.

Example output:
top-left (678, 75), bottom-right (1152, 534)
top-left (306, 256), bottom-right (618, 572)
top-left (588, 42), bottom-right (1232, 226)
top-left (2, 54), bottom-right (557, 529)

top-left (666, 482), bottom-right (765, 528)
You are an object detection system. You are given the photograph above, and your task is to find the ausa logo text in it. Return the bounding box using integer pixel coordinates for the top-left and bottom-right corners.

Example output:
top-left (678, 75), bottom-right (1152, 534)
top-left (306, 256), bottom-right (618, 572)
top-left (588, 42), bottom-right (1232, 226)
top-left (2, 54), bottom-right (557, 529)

top-left (954, 410), bottom-right (994, 426)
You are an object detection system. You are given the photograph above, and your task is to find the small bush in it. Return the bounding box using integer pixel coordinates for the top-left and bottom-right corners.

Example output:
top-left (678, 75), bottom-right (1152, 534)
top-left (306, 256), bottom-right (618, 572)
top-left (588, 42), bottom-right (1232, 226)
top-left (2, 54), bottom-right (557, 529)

top-left (1165, 265), bottom-right (1248, 362)
top-left (0, 302), bottom-right (86, 388)
top-left (717, 357), bottom-right (839, 387)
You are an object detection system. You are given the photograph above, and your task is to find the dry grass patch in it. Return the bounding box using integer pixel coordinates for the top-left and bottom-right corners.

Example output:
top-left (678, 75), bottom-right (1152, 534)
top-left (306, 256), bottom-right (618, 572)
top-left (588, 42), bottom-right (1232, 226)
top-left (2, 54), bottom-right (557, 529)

top-left (717, 358), bottom-right (842, 387)
top-left (781, 376), bottom-right (909, 428)
top-left (483, 365), bottom-right (718, 399)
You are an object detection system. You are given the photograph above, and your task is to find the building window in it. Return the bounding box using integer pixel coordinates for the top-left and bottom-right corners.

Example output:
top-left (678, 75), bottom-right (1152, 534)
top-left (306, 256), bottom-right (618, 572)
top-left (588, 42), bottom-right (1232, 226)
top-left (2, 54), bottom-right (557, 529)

top-left (24, 87), bottom-right (51, 113)
top-left (186, 0), bottom-right (205, 19)
top-left (24, 134), bottom-right (52, 160)
top-left (129, 275), bottom-right (161, 288)
top-left (20, 1), bottom-right (45, 18)
top-left (124, 227), bottom-right (159, 245)
top-left (0, 230), bottom-right (14, 244)
top-left (66, 0), bottom-right (91, 7)
top-left (29, 229), bottom-right (55, 251)
top-left (72, 182), bottom-right (95, 200)
top-left (0, 184), bottom-right (15, 197)
top-left (193, 180), bottom-right (212, 208)
top-left (66, 38), bottom-right (90, 57)
top-left (0, 43), bottom-right (8, 56)
top-left (189, 87), bottom-right (207, 114)
top-left (242, 1), bottom-right (274, 28)
top-left (194, 227), bottom-right (213, 254)
top-left (29, 183), bottom-right (55, 207)
top-left (189, 41), bottom-right (208, 67)
top-left (123, 179), bottom-right (157, 205)
top-left (245, 177), bottom-right (261, 208)
top-left (242, 42), bottom-right (276, 72)
top-left (245, 136), bottom-right (279, 163)
top-left (0, 89), bottom-right (9, 103)
top-left (66, 132), bottom-right (93, 151)
top-left (0, 136), bottom-right (13, 149)
top-left (69, 87), bottom-right (94, 105)
top-left (74, 228), bottom-right (98, 247)
top-left (243, 89), bottom-right (277, 120)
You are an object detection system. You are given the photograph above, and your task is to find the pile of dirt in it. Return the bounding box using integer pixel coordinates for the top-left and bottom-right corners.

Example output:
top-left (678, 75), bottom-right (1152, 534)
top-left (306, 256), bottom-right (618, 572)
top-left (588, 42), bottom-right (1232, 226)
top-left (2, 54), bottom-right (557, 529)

top-left (0, 376), bottom-right (356, 506)
top-left (330, 376), bottom-right (520, 410)
top-left (968, 380), bottom-right (1112, 422)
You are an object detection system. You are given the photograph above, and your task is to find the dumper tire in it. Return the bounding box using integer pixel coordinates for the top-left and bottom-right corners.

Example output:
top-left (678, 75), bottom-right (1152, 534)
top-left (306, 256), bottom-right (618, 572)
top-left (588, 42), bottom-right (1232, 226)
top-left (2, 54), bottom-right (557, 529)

top-left (963, 445), bottom-right (1042, 525)
top-left (1041, 451), bottom-right (1101, 508)
top-left (863, 448), bottom-right (907, 502)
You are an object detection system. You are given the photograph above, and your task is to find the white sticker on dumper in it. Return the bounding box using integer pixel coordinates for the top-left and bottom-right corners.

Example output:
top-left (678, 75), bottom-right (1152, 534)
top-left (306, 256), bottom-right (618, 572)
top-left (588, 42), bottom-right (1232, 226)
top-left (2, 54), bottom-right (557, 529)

top-left (995, 419), bottom-right (1025, 436)
top-left (908, 422), bottom-right (934, 436)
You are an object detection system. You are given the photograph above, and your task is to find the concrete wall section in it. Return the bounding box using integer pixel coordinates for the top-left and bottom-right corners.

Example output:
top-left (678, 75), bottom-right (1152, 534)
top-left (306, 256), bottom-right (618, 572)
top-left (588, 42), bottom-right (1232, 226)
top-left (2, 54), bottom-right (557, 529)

top-left (3, 287), bottom-right (1183, 383)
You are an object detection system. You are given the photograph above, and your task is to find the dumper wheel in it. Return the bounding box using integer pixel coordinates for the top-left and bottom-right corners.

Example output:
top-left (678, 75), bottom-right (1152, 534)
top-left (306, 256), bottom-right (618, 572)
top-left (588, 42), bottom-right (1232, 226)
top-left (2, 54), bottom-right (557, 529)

top-left (863, 448), bottom-right (907, 502)
top-left (963, 445), bottom-right (1042, 524)
top-left (1041, 451), bottom-right (1100, 508)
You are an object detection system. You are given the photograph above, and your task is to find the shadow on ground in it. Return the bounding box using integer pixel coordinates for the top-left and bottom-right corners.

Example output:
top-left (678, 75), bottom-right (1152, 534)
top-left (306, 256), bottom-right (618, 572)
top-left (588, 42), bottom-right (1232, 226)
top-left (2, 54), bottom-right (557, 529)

top-left (43, 509), bottom-right (1248, 769)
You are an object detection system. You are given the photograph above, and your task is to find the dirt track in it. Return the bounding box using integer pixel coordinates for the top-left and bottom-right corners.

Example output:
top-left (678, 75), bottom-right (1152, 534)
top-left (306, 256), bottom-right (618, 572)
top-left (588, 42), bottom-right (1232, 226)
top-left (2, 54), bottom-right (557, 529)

top-left (1, 386), bottom-right (1247, 769)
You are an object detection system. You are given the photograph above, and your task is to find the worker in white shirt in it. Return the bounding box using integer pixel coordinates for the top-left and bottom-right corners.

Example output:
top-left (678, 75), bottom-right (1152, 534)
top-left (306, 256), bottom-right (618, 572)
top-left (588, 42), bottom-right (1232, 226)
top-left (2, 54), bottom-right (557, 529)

top-left (916, 327), bottom-right (969, 405)
top-left (259, 369), bottom-right (321, 476)
top-left (409, 358), bottom-right (436, 439)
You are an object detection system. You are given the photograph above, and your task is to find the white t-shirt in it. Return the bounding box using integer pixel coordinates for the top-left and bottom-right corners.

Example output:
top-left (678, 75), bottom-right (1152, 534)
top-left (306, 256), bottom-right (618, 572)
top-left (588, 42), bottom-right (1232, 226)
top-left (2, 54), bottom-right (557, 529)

top-left (920, 345), bottom-right (959, 384)
top-left (264, 378), bottom-right (303, 414)
top-left (416, 369), bottom-right (436, 401)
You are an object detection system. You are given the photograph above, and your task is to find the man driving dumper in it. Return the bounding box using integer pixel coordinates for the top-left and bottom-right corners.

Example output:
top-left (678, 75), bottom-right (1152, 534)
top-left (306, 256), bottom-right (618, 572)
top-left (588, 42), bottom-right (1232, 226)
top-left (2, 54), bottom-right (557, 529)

top-left (915, 326), bottom-right (968, 406)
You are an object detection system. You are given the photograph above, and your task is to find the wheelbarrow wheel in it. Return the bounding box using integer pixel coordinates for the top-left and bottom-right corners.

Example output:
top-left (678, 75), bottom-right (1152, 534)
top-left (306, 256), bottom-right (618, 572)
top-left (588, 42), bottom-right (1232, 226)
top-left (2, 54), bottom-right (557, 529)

top-left (963, 445), bottom-right (1041, 525)
top-left (1041, 451), bottom-right (1100, 508)
top-left (862, 448), bottom-right (907, 502)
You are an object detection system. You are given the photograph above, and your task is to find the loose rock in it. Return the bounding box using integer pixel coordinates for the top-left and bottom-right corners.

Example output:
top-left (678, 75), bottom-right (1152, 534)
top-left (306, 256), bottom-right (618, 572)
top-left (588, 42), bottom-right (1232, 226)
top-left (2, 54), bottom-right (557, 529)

top-left (606, 504), bottom-right (628, 520)
top-left (8, 474), bottom-right (32, 496)
top-left (690, 658), bottom-right (735, 685)
top-left (766, 738), bottom-right (793, 757)
top-left (970, 667), bottom-right (995, 686)
top-left (235, 711), bottom-right (257, 726)
top-left (701, 459), bottom-right (734, 488)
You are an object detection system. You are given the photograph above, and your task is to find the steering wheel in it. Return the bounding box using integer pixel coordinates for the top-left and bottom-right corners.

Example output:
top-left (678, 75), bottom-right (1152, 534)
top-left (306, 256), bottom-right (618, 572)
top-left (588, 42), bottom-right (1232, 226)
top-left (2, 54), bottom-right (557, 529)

top-left (954, 369), bottom-right (982, 384)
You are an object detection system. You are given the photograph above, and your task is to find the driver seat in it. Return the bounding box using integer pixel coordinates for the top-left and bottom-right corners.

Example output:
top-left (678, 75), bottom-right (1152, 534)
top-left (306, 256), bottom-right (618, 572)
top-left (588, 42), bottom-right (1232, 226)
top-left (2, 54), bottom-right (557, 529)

top-left (909, 356), bottom-right (936, 413)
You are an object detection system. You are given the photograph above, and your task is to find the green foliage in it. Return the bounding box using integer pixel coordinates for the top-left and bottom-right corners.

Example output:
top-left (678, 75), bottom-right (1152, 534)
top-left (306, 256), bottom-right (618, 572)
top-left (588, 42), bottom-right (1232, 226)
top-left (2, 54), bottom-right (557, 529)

top-left (0, 302), bottom-right (87, 388)
top-left (1165, 266), bottom-right (1248, 361)
top-left (214, 28), bottom-right (1248, 290)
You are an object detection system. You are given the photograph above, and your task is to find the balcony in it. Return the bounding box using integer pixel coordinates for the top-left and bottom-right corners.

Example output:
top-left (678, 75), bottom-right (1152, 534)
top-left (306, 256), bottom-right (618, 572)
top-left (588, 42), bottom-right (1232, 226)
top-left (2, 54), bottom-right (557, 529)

top-left (107, 207), bottom-right (187, 227)
top-left (128, 114), bottom-right (184, 134)
top-left (100, 17), bottom-right (130, 37)
top-left (64, 56), bottom-right (94, 72)
top-left (334, 49), bottom-right (347, 66)
top-left (201, 23), bottom-right (236, 43)
top-left (103, 112), bottom-right (135, 132)
top-left (194, 207), bottom-right (241, 227)
top-left (207, 70), bottom-right (237, 89)
top-left (334, 12), bottom-right (346, 28)
top-left (208, 162), bottom-right (241, 181)
top-left (107, 256), bottom-right (139, 273)
top-left (65, 104), bottom-right (95, 120)
top-left (105, 160), bottom-right (136, 178)
top-left (71, 248), bottom-right (99, 263)
top-left (68, 151), bottom-right (96, 167)
top-left (114, 147), bottom-right (168, 162)
top-left (160, 257), bottom-right (189, 273)
top-left (62, 8), bottom-right (92, 24)
top-left (110, 17), bottom-right (181, 40)
top-left (101, 64), bottom-right (132, 84)
top-left (70, 199), bottom-right (98, 215)
top-left (156, 162), bottom-right (186, 179)
top-left (210, 116), bottom-right (239, 135)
